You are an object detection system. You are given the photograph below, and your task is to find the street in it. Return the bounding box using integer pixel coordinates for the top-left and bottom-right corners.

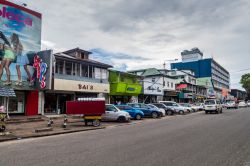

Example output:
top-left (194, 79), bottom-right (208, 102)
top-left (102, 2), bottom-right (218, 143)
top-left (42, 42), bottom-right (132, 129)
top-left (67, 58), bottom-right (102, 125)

top-left (1, 108), bottom-right (250, 166)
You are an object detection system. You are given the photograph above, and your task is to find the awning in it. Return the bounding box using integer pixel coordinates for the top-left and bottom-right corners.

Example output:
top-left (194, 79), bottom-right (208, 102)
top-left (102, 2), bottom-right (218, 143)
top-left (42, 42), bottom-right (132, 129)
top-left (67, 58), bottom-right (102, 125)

top-left (0, 87), bottom-right (16, 97)
top-left (176, 84), bottom-right (187, 90)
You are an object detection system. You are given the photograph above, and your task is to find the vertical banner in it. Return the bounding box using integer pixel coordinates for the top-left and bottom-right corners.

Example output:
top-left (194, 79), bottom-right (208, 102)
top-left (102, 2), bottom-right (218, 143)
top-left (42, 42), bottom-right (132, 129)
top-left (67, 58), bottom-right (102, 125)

top-left (0, 1), bottom-right (51, 90)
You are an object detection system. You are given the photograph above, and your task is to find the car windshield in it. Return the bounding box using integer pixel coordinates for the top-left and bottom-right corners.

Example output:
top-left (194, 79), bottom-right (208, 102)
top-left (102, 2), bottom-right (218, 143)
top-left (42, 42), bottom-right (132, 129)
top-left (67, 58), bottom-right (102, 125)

top-left (105, 105), bottom-right (119, 112)
top-left (226, 101), bottom-right (234, 104)
top-left (154, 104), bottom-right (165, 108)
top-left (205, 100), bottom-right (215, 105)
top-left (147, 105), bottom-right (154, 109)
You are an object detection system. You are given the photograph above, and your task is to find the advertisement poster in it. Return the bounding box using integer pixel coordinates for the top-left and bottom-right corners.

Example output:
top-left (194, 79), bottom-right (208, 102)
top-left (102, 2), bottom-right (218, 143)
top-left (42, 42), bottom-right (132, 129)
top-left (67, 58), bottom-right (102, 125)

top-left (0, 1), bottom-right (51, 90)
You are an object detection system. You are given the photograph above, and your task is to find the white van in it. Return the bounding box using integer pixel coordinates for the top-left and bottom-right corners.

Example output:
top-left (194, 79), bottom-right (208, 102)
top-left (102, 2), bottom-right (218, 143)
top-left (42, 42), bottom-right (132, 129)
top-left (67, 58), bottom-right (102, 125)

top-left (204, 99), bottom-right (223, 114)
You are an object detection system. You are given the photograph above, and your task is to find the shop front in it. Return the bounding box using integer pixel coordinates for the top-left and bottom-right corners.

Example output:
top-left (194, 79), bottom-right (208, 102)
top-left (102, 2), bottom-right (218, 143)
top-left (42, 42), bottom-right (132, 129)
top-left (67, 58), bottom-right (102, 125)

top-left (44, 78), bottom-right (110, 114)
top-left (109, 82), bottom-right (142, 104)
top-left (109, 70), bottom-right (142, 104)
top-left (0, 1), bottom-right (54, 116)
top-left (163, 90), bottom-right (179, 102)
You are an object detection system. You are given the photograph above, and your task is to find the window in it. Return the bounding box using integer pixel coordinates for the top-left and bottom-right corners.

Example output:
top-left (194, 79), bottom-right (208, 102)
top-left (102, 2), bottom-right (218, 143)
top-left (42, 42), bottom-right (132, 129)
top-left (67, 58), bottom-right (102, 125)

top-left (101, 69), bottom-right (108, 79)
top-left (81, 65), bottom-right (88, 77)
top-left (65, 62), bottom-right (72, 75)
top-left (74, 63), bottom-right (80, 76)
top-left (171, 82), bottom-right (173, 88)
top-left (95, 68), bottom-right (101, 79)
top-left (89, 66), bottom-right (93, 78)
top-left (105, 105), bottom-right (118, 112)
top-left (55, 60), bottom-right (64, 74)
top-left (167, 82), bottom-right (170, 87)
top-left (152, 78), bottom-right (155, 82)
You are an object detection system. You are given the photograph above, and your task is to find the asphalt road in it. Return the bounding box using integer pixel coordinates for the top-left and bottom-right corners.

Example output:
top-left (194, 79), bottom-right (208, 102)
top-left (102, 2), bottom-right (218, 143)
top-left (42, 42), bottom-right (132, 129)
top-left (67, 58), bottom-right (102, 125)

top-left (1, 108), bottom-right (250, 166)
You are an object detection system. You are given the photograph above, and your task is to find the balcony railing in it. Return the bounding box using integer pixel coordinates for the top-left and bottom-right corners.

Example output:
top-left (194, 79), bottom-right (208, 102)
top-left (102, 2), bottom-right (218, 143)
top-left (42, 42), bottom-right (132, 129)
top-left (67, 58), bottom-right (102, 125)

top-left (54, 73), bottom-right (109, 84)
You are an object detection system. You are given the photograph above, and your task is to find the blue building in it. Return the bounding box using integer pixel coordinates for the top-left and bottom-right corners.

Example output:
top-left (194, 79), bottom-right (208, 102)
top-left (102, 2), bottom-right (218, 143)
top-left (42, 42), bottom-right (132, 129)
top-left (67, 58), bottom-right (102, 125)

top-left (171, 48), bottom-right (230, 98)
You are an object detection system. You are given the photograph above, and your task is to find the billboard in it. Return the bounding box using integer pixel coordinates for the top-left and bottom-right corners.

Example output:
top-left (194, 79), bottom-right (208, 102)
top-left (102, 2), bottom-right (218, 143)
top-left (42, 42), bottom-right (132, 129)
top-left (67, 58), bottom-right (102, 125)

top-left (0, 1), bottom-right (51, 90)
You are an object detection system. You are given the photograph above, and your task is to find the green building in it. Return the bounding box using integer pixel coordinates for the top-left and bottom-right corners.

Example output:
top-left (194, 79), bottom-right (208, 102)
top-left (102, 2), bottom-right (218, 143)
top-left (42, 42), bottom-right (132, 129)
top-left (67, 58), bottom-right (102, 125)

top-left (109, 69), bottom-right (143, 104)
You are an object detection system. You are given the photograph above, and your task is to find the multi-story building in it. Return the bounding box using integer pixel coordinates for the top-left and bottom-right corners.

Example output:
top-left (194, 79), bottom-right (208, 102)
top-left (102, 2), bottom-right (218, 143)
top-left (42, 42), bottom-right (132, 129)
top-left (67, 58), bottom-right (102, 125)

top-left (109, 69), bottom-right (142, 104)
top-left (129, 68), bottom-right (179, 103)
top-left (44, 48), bottom-right (112, 114)
top-left (171, 48), bottom-right (230, 99)
top-left (230, 89), bottom-right (247, 101)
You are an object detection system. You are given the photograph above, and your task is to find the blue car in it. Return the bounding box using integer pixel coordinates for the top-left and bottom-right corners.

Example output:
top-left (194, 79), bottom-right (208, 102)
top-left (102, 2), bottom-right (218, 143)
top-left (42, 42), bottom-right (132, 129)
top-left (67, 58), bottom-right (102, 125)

top-left (127, 103), bottom-right (162, 118)
top-left (115, 105), bottom-right (144, 120)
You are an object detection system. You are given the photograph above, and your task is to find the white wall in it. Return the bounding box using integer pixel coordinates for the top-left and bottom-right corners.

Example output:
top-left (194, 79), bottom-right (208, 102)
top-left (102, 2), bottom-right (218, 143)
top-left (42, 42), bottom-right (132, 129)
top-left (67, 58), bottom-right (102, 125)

top-left (143, 76), bottom-right (163, 95)
top-left (163, 77), bottom-right (177, 91)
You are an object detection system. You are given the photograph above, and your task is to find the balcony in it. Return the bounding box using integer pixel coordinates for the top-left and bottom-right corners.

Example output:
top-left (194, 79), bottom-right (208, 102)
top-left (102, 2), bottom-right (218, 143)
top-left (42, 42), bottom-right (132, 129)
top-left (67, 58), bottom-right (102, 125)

top-left (54, 73), bottom-right (109, 84)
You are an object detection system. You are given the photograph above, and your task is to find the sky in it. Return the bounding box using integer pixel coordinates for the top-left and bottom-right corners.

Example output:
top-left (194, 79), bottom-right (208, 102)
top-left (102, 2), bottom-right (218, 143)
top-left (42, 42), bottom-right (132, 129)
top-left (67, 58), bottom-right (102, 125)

top-left (12, 0), bottom-right (250, 90)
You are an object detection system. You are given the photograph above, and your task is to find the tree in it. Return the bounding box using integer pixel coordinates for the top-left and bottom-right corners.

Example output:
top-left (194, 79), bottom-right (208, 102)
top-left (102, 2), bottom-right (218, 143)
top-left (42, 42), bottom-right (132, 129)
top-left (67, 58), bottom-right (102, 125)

top-left (240, 73), bottom-right (250, 94)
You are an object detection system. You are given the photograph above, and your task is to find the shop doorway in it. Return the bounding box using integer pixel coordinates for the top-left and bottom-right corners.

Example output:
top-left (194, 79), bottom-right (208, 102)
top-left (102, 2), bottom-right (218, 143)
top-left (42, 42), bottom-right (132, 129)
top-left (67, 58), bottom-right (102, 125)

top-left (58, 94), bottom-right (73, 114)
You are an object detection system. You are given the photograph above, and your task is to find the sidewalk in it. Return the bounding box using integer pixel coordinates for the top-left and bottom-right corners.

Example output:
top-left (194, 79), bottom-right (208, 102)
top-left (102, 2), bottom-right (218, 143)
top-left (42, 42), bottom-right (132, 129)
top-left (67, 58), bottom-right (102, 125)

top-left (0, 115), bottom-right (106, 142)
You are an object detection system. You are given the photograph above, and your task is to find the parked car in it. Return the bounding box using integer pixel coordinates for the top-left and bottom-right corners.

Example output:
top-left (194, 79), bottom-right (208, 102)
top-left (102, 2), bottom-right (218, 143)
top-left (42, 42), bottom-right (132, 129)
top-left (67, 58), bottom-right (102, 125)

top-left (247, 101), bottom-right (250, 107)
top-left (238, 101), bottom-right (248, 108)
top-left (127, 103), bottom-right (162, 118)
top-left (179, 103), bottom-right (194, 112)
top-left (191, 103), bottom-right (204, 111)
top-left (158, 101), bottom-right (189, 115)
top-left (147, 104), bottom-right (166, 117)
top-left (102, 104), bottom-right (131, 122)
top-left (151, 103), bottom-right (176, 115)
top-left (225, 100), bottom-right (238, 109)
top-left (115, 105), bottom-right (144, 120)
top-left (204, 99), bottom-right (223, 114)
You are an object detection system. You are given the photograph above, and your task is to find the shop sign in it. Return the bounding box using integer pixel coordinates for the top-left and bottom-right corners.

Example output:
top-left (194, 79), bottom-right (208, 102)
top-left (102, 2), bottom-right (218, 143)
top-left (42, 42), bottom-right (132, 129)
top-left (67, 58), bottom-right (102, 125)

top-left (54, 78), bottom-right (109, 93)
top-left (33, 55), bottom-right (47, 89)
top-left (78, 84), bottom-right (94, 90)
top-left (127, 87), bottom-right (135, 91)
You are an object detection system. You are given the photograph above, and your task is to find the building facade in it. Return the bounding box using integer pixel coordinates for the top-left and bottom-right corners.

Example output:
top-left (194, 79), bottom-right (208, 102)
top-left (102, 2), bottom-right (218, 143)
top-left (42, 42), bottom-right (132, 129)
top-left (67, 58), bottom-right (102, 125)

top-left (230, 89), bottom-right (247, 101)
top-left (109, 69), bottom-right (142, 104)
top-left (171, 48), bottom-right (230, 99)
top-left (44, 48), bottom-right (112, 114)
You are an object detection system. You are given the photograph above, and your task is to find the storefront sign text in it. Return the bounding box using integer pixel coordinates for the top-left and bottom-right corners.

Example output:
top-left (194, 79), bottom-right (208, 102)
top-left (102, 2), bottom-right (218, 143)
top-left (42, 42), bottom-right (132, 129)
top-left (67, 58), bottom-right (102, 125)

top-left (78, 84), bottom-right (94, 90)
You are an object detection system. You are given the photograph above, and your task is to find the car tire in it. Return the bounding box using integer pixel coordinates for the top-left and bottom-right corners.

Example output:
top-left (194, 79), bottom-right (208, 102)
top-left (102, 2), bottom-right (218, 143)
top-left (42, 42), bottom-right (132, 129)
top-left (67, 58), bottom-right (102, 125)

top-left (92, 119), bottom-right (101, 127)
top-left (166, 110), bottom-right (172, 116)
top-left (117, 116), bottom-right (126, 123)
top-left (179, 110), bottom-right (184, 115)
top-left (135, 114), bottom-right (142, 120)
top-left (151, 112), bottom-right (158, 119)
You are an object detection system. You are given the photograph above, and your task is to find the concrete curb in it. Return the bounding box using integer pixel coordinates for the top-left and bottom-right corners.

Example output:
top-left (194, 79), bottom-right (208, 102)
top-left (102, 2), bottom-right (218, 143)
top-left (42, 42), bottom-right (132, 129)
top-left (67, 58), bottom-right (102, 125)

top-left (0, 126), bottom-right (106, 143)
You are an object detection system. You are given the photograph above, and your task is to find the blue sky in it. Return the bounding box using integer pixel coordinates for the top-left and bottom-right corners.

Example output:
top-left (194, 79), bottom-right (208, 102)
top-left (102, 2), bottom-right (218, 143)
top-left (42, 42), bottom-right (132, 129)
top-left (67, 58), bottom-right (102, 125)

top-left (11, 0), bottom-right (250, 90)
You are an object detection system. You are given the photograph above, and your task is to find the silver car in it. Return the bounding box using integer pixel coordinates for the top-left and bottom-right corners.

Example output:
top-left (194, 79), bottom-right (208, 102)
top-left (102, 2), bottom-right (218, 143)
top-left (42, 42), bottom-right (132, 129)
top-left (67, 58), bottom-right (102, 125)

top-left (102, 104), bottom-right (131, 122)
top-left (159, 101), bottom-right (188, 115)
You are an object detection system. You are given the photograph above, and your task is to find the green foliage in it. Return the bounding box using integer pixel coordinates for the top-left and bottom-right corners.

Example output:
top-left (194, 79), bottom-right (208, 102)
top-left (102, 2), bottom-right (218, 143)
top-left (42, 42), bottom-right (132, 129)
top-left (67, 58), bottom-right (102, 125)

top-left (240, 73), bottom-right (250, 92)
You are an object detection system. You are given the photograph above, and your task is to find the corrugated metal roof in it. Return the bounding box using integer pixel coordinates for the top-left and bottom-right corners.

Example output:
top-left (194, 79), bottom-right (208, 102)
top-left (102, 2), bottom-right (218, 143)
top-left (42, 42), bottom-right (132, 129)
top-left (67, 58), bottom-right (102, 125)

top-left (0, 87), bottom-right (16, 97)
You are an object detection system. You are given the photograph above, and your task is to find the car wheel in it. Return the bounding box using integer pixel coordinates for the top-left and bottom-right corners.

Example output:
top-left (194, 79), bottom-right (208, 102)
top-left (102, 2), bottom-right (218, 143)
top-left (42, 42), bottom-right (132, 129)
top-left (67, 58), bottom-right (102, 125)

top-left (92, 119), bottom-right (101, 127)
top-left (135, 114), bottom-right (142, 120)
top-left (179, 110), bottom-right (184, 115)
top-left (166, 110), bottom-right (172, 116)
top-left (117, 116), bottom-right (126, 122)
top-left (151, 112), bottom-right (158, 119)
